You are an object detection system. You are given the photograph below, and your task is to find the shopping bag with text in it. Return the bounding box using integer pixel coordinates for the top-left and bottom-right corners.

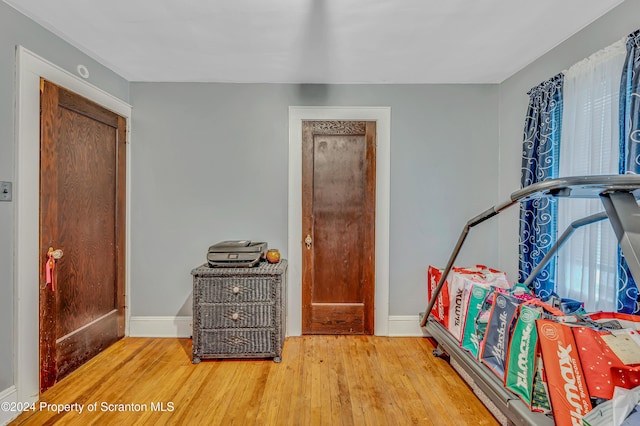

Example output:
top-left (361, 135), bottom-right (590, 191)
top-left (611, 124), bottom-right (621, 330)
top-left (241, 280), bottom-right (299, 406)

top-left (537, 319), bottom-right (592, 426)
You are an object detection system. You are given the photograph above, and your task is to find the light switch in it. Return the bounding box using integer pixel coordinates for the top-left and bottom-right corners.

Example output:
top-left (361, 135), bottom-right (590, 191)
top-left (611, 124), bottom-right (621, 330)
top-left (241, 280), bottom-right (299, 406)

top-left (0, 181), bottom-right (12, 201)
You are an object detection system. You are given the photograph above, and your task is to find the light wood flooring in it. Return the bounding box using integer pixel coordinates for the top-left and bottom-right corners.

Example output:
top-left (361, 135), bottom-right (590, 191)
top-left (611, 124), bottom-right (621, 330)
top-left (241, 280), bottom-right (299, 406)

top-left (10, 336), bottom-right (498, 425)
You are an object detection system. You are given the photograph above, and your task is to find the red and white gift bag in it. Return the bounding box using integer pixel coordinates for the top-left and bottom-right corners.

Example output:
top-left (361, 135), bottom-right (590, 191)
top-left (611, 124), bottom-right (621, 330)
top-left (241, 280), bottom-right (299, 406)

top-left (446, 266), bottom-right (510, 341)
top-left (427, 266), bottom-right (449, 325)
top-left (537, 319), bottom-right (592, 426)
top-left (572, 326), bottom-right (640, 400)
top-left (427, 265), bottom-right (510, 342)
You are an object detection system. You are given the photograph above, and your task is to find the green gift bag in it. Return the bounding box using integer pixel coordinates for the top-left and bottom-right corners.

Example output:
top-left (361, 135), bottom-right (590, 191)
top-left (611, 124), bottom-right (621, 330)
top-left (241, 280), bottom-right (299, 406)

top-left (504, 300), bottom-right (563, 411)
top-left (460, 284), bottom-right (493, 359)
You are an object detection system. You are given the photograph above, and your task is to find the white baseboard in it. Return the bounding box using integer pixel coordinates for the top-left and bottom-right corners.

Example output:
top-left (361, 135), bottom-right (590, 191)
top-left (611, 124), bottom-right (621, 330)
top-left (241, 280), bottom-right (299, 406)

top-left (387, 315), bottom-right (427, 336)
top-left (128, 316), bottom-right (192, 338)
top-left (0, 386), bottom-right (19, 426)
top-left (127, 315), bottom-right (425, 338)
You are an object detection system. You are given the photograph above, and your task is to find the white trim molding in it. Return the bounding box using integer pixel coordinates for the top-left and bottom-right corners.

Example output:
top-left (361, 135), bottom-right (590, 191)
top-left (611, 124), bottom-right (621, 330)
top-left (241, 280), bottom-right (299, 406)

top-left (14, 46), bottom-right (132, 404)
top-left (287, 107), bottom-right (391, 336)
top-left (128, 317), bottom-right (193, 338)
top-left (0, 386), bottom-right (18, 425)
top-left (388, 315), bottom-right (428, 337)
top-left (126, 316), bottom-right (423, 338)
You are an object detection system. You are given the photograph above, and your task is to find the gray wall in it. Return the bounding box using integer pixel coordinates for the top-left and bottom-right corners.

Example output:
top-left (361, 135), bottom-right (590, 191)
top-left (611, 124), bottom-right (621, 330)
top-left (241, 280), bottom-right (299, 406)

top-left (129, 83), bottom-right (500, 318)
top-left (0, 1), bottom-right (129, 391)
top-left (496, 0), bottom-right (640, 279)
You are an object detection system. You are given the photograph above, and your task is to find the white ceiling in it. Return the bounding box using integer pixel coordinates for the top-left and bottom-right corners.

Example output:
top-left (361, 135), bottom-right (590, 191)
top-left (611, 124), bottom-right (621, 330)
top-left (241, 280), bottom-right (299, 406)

top-left (4, 0), bottom-right (625, 84)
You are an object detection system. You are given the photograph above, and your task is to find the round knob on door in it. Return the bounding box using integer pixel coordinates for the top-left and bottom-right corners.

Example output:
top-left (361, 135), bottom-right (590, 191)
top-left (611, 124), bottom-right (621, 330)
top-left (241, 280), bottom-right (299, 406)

top-left (304, 235), bottom-right (312, 250)
top-left (48, 247), bottom-right (64, 259)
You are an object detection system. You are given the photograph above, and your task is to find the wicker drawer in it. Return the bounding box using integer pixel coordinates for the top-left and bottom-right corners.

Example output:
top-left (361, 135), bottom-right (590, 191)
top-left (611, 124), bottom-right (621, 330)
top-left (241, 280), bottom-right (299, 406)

top-left (195, 277), bottom-right (275, 303)
top-left (195, 329), bottom-right (276, 357)
top-left (191, 260), bottom-right (287, 363)
top-left (199, 303), bottom-right (274, 329)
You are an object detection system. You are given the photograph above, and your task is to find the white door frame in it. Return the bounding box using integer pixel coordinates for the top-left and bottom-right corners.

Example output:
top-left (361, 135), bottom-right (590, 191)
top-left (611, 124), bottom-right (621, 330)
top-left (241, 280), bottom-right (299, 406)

top-left (287, 107), bottom-right (391, 336)
top-left (14, 46), bottom-right (132, 402)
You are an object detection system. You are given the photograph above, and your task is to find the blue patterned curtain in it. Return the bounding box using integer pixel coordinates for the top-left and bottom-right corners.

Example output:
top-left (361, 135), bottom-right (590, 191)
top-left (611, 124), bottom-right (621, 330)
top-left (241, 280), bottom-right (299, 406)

top-left (618, 30), bottom-right (640, 314)
top-left (519, 74), bottom-right (563, 299)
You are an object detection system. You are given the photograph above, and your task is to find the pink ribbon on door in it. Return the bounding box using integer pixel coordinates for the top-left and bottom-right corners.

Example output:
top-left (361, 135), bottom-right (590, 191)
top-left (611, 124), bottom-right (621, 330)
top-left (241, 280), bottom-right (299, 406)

top-left (45, 250), bottom-right (56, 291)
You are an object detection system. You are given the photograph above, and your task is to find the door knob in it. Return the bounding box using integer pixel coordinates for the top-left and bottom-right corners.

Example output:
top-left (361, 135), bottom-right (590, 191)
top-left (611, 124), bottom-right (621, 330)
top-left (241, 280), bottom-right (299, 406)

top-left (304, 235), bottom-right (312, 250)
top-left (48, 247), bottom-right (64, 260)
top-left (45, 247), bottom-right (63, 290)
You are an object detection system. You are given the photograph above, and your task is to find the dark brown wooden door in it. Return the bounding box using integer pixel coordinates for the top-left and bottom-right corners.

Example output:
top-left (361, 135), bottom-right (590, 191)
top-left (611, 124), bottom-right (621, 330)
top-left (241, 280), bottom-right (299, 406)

top-left (302, 121), bottom-right (376, 334)
top-left (39, 80), bottom-right (126, 392)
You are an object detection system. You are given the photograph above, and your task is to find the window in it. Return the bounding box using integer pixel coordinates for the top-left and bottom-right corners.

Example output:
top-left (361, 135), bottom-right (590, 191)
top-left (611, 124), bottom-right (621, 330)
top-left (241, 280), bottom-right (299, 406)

top-left (556, 40), bottom-right (626, 312)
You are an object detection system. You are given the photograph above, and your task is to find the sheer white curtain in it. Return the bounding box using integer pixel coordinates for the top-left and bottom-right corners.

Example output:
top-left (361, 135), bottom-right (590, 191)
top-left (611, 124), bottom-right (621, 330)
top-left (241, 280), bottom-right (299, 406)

top-left (557, 39), bottom-right (626, 312)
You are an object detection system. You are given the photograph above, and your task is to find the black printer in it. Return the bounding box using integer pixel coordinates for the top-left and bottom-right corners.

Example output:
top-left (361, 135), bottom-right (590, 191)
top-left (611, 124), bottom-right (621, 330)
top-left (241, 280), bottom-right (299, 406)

top-left (207, 240), bottom-right (267, 267)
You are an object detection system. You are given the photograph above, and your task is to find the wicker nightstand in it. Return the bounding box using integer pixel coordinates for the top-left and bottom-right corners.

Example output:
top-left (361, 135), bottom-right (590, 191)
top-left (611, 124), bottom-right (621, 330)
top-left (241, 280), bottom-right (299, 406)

top-left (190, 260), bottom-right (287, 363)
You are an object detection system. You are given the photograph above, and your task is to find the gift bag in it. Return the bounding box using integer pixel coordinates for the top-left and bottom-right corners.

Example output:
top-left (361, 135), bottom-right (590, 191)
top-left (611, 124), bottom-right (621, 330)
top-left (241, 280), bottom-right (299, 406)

top-left (427, 266), bottom-right (448, 325)
top-left (479, 292), bottom-right (521, 379)
top-left (587, 312), bottom-right (640, 331)
top-left (537, 319), bottom-right (592, 426)
top-left (572, 326), bottom-right (640, 400)
top-left (504, 300), bottom-right (563, 410)
top-left (446, 265), bottom-right (510, 342)
top-left (582, 386), bottom-right (640, 426)
top-left (531, 355), bottom-right (552, 413)
top-left (460, 284), bottom-right (494, 359)
top-left (498, 282), bottom-right (536, 303)
top-left (545, 292), bottom-right (587, 313)
top-left (427, 264), bottom-right (508, 334)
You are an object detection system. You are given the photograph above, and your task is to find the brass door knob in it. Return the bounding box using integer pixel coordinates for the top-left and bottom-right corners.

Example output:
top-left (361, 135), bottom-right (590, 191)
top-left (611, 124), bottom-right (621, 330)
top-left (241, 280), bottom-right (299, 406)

top-left (48, 247), bottom-right (64, 259)
top-left (304, 235), bottom-right (312, 250)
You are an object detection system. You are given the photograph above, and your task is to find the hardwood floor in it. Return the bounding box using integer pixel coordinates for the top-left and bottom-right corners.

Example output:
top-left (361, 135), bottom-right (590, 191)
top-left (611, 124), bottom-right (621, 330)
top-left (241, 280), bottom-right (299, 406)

top-left (10, 336), bottom-right (498, 425)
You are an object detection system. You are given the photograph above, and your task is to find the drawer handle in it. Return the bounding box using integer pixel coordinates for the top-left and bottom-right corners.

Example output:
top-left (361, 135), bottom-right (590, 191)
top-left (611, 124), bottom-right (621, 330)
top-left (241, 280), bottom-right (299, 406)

top-left (232, 286), bottom-right (240, 294)
top-left (231, 312), bottom-right (240, 320)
